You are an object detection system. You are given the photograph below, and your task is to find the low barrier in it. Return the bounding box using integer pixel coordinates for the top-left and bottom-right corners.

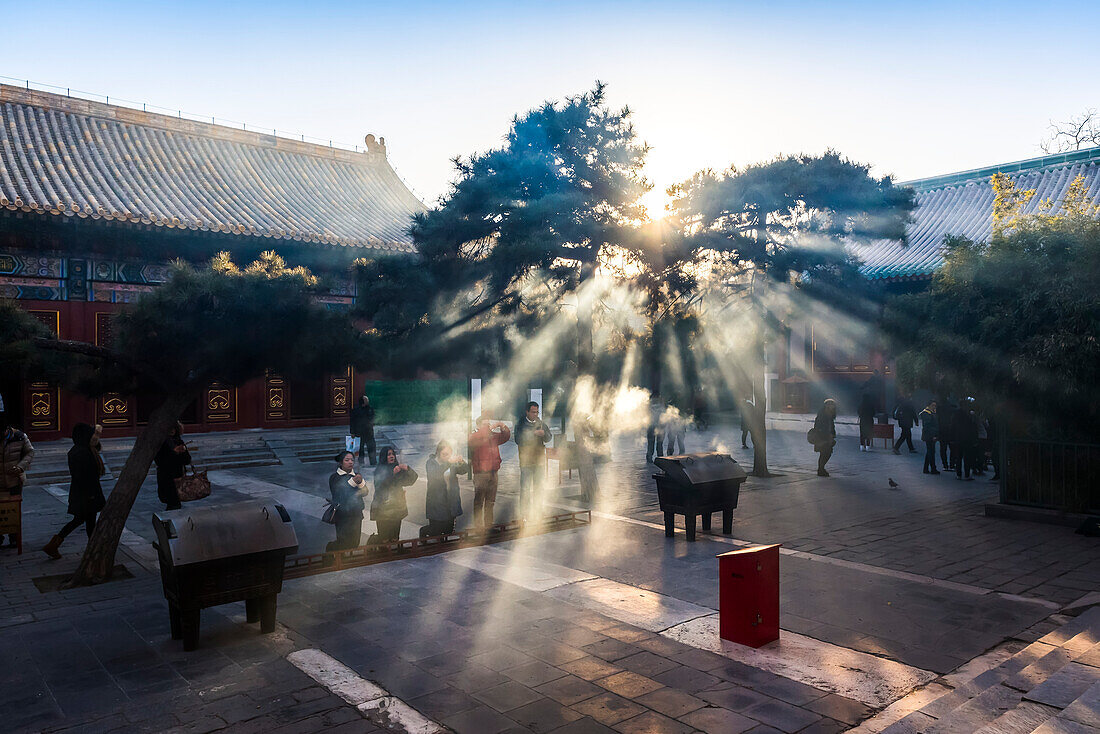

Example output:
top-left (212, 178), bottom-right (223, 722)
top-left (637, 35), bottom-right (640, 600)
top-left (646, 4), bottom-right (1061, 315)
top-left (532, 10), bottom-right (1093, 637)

top-left (283, 510), bottom-right (591, 579)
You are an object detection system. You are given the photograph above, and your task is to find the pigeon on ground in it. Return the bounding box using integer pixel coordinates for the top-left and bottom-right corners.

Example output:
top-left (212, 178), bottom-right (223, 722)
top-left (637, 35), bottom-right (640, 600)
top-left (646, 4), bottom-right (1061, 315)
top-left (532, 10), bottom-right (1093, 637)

top-left (888, 478), bottom-right (899, 489)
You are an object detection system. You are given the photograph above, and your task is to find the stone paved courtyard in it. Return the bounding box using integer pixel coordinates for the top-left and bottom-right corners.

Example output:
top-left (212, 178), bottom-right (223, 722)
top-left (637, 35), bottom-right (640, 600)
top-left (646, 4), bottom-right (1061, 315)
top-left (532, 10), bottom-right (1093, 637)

top-left (1, 422), bottom-right (1097, 733)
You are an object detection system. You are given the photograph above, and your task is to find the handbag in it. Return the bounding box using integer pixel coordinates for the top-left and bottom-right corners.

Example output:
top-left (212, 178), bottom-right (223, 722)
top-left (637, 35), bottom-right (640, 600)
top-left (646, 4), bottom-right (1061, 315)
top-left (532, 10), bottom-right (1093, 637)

top-left (321, 500), bottom-right (339, 524)
top-left (175, 465), bottom-right (211, 502)
top-left (345, 435), bottom-right (361, 454)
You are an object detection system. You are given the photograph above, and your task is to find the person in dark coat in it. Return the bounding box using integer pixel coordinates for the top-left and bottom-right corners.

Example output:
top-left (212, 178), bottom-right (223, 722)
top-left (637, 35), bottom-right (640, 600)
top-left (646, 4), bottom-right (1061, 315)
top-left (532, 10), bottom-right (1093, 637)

top-left (740, 400), bottom-right (756, 449)
top-left (952, 402), bottom-right (979, 480)
top-left (514, 402), bottom-right (552, 520)
top-left (812, 399), bottom-right (838, 477)
top-left (938, 398), bottom-right (957, 470)
top-left (326, 450), bottom-right (367, 551)
top-left (155, 422), bottom-right (191, 511)
top-left (646, 399), bottom-right (665, 462)
top-left (349, 396), bottom-right (377, 466)
top-left (857, 393), bottom-right (875, 452)
top-left (420, 440), bottom-right (468, 538)
top-left (918, 401), bottom-right (940, 474)
top-left (892, 395), bottom-right (917, 454)
top-left (370, 446), bottom-right (418, 542)
top-left (42, 423), bottom-right (106, 559)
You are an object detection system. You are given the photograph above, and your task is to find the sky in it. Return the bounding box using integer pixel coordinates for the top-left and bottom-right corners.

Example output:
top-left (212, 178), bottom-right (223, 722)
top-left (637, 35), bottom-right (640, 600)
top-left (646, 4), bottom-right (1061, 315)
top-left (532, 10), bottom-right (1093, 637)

top-left (4, 0), bottom-right (1099, 216)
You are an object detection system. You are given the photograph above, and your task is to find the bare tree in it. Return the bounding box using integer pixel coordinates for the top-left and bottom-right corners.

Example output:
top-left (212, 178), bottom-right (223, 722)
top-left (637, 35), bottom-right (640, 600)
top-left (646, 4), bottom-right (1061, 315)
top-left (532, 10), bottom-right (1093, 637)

top-left (1041, 109), bottom-right (1100, 153)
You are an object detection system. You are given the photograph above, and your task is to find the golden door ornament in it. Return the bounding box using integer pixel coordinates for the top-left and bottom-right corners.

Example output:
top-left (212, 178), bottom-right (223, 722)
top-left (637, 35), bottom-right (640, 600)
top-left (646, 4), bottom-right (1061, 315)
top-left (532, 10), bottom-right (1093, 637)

top-left (30, 392), bottom-right (52, 416)
top-left (208, 390), bottom-right (231, 411)
top-left (102, 395), bottom-right (128, 414)
top-left (268, 387), bottom-right (285, 408)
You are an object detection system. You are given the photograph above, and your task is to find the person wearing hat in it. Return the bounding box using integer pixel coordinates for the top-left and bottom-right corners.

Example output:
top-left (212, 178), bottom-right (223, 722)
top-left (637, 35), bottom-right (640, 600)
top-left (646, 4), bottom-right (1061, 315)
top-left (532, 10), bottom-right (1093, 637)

top-left (468, 414), bottom-right (510, 529)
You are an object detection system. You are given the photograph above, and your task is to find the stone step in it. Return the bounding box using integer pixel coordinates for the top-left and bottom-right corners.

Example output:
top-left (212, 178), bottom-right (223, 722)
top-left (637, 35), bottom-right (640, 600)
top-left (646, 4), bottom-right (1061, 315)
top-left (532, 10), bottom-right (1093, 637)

top-left (972, 701), bottom-right (1059, 734)
top-left (1052, 680), bottom-right (1100, 729)
top-left (923, 683), bottom-right (1022, 733)
top-left (879, 609), bottom-right (1100, 734)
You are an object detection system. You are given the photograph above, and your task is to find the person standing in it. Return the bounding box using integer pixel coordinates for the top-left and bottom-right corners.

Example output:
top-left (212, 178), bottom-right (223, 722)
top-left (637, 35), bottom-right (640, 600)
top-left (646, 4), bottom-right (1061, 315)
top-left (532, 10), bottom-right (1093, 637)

top-left (812, 399), bottom-right (838, 477)
top-left (892, 395), bottom-right (917, 454)
top-left (90, 424), bottom-right (106, 477)
top-left (514, 402), bottom-right (552, 520)
top-left (370, 446), bottom-right (418, 542)
top-left (326, 451), bottom-right (367, 551)
top-left (350, 395), bottom-right (377, 466)
top-left (740, 400), bottom-right (755, 449)
top-left (952, 403), bottom-right (979, 481)
top-left (1, 416), bottom-right (34, 548)
top-left (421, 440), bottom-right (468, 537)
top-left (857, 393), bottom-right (875, 452)
top-left (42, 423), bottom-right (106, 559)
top-left (468, 415), bottom-right (510, 529)
top-left (938, 397), bottom-right (956, 470)
top-left (646, 398), bottom-right (665, 462)
top-left (665, 407), bottom-right (686, 456)
top-left (919, 401), bottom-right (940, 474)
top-left (155, 422), bottom-right (191, 511)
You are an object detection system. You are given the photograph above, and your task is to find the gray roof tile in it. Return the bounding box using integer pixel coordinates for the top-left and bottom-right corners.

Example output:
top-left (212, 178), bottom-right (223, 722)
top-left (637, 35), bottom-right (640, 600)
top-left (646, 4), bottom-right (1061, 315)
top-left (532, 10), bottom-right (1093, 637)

top-left (856, 146), bottom-right (1100, 281)
top-left (0, 84), bottom-right (423, 251)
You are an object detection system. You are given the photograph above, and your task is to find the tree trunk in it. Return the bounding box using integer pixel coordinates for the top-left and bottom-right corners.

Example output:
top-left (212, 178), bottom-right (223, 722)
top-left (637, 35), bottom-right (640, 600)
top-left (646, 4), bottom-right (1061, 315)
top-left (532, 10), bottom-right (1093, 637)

top-left (65, 392), bottom-right (194, 587)
top-left (574, 262), bottom-right (600, 501)
top-left (749, 356), bottom-right (772, 477)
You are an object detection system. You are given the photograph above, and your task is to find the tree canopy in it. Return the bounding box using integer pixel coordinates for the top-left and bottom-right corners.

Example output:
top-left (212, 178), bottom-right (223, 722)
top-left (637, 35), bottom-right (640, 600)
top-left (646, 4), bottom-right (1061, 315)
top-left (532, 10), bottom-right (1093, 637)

top-left (64, 251), bottom-right (367, 585)
top-left (666, 152), bottom-right (916, 473)
top-left (354, 82), bottom-right (650, 383)
top-left (886, 174), bottom-right (1100, 437)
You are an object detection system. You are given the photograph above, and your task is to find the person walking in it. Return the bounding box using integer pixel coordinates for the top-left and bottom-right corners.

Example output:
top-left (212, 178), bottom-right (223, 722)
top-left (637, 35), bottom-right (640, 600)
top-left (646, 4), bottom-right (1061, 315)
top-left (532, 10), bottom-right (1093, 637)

top-left (892, 395), bottom-right (917, 454)
top-left (350, 395), bottom-right (377, 466)
top-left (420, 440), bottom-right (468, 537)
top-left (468, 415), bottom-right (510, 529)
top-left (740, 400), bottom-right (755, 449)
top-left (155, 422), bottom-right (191, 511)
top-left (952, 402), bottom-right (979, 481)
top-left (326, 451), bottom-right (367, 551)
top-left (812, 399), bottom-right (838, 477)
top-left (42, 423), bottom-right (106, 559)
top-left (1, 415), bottom-right (34, 548)
top-left (370, 446), bottom-right (418, 542)
top-left (919, 401), bottom-right (940, 474)
top-left (857, 393), bottom-right (875, 452)
top-left (514, 401), bottom-right (552, 520)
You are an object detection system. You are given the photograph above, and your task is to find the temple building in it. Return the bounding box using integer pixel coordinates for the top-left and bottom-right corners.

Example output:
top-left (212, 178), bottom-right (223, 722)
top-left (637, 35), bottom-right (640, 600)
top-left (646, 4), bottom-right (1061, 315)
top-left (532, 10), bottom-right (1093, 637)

top-left (772, 145), bottom-right (1100, 413)
top-left (0, 84), bottom-right (423, 440)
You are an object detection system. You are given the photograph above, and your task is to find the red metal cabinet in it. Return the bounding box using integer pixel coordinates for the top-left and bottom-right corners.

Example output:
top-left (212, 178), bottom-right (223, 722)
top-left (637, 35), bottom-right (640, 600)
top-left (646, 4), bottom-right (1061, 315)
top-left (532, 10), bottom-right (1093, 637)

top-left (717, 544), bottom-right (779, 648)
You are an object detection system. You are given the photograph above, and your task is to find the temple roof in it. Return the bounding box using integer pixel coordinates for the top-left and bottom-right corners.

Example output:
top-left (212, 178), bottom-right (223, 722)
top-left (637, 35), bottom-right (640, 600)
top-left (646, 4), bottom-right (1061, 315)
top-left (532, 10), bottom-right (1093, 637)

top-left (0, 85), bottom-right (423, 252)
top-left (857, 145), bottom-right (1100, 281)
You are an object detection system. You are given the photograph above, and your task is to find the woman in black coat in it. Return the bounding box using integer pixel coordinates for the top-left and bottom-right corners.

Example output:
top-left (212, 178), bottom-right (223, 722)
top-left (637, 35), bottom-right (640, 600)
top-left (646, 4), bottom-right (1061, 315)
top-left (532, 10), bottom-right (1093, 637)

top-left (857, 393), bottom-right (875, 452)
top-left (155, 422), bottom-right (191, 511)
top-left (370, 446), bottom-right (418, 543)
top-left (42, 423), bottom-right (106, 559)
top-left (812, 399), bottom-right (838, 477)
top-left (326, 451), bottom-right (368, 551)
top-left (420, 440), bottom-right (468, 538)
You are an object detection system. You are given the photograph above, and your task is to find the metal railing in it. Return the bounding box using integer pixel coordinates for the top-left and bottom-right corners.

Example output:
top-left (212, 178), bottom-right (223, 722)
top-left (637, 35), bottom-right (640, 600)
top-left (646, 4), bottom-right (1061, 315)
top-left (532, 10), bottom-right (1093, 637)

top-left (1000, 437), bottom-right (1100, 514)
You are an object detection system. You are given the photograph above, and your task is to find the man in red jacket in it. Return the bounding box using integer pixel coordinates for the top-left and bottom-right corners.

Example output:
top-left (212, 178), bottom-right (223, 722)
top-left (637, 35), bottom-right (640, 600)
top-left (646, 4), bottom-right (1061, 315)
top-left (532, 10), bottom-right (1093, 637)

top-left (468, 414), bottom-right (511, 529)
